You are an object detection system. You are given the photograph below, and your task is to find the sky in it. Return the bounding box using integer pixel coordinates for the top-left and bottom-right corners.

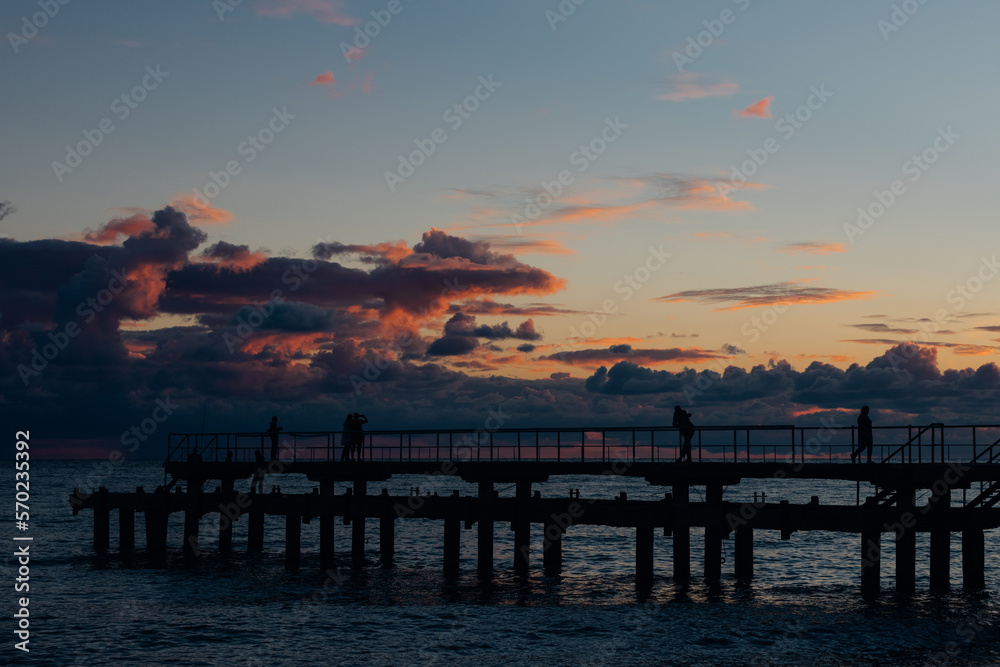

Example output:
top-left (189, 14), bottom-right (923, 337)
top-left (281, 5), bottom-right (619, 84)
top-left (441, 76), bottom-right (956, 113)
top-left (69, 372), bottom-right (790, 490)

top-left (2, 0), bottom-right (1000, 457)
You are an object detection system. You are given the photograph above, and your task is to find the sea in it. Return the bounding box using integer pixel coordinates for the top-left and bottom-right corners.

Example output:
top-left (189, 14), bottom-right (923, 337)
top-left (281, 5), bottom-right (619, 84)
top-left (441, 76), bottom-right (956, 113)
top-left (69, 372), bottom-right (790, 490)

top-left (5, 460), bottom-right (1000, 666)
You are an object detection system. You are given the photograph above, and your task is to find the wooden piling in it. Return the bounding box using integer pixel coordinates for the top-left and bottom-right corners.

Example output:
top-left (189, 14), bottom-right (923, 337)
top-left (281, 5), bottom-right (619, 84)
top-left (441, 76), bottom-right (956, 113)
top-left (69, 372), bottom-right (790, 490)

top-left (380, 489), bottom-right (395, 567)
top-left (962, 528), bottom-right (985, 590)
top-left (248, 500), bottom-right (264, 553)
top-left (672, 483), bottom-right (690, 584)
top-left (219, 478), bottom-right (234, 555)
top-left (478, 481), bottom-right (494, 572)
top-left (144, 508), bottom-right (167, 556)
top-left (704, 484), bottom-right (723, 583)
top-left (444, 490), bottom-right (460, 572)
top-left (543, 516), bottom-right (563, 574)
top-left (929, 488), bottom-right (950, 593)
top-left (183, 502), bottom-right (200, 560)
top-left (895, 488), bottom-right (916, 595)
top-left (320, 480), bottom-right (335, 571)
top-left (285, 514), bottom-right (301, 571)
top-left (861, 529), bottom-right (881, 599)
top-left (119, 508), bottom-right (134, 553)
top-left (513, 480), bottom-right (531, 571)
top-left (734, 527), bottom-right (753, 580)
top-left (636, 524), bottom-right (654, 584)
top-left (352, 480), bottom-right (367, 567)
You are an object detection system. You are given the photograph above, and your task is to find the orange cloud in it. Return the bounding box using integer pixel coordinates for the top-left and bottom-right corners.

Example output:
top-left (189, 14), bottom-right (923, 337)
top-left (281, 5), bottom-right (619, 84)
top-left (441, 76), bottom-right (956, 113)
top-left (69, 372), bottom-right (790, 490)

top-left (255, 0), bottom-right (356, 25)
top-left (660, 72), bottom-right (739, 101)
top-left (778, 241), bottom-right (848, 255)
top-left (81, 214), bottom-right (155, 244)
top-left (480, 236), bottom-right (575, 255)
top-left (735, 96), bottom-right (773, 118)
top-left (170, 194), bottom-right (234, 224)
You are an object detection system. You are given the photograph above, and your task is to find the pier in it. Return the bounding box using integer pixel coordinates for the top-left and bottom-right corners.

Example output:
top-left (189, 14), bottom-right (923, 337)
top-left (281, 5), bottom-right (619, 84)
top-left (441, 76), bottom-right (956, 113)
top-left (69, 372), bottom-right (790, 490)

top-left (69, 423), bottom-right (1000, 597)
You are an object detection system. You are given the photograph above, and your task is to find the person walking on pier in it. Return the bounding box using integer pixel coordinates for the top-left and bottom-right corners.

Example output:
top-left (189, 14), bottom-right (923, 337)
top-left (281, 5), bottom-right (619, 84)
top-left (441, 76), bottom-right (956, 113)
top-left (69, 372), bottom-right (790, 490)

top-left (251, 449), bottom-right (266, 493)
top-left (851, 406), bottom-right (874, 463)
top-left (673, 406), bottom-right (695, 463)
top-left (351, 413), bottom-right (369, 461)
top-left (267, 416), bottom-right (283, 462)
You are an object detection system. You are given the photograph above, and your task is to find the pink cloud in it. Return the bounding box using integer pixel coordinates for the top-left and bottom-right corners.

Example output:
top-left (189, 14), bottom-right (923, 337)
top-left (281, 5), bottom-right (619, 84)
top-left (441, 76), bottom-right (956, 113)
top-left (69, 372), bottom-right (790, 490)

top-left (659, 72), bottom-right (739, 101)
top-left (254, 0), bottom-right (356, 24)
top-left (735, 96), bottom-right (773, 118)
top-left (310, 70), bottom-right (346, 98)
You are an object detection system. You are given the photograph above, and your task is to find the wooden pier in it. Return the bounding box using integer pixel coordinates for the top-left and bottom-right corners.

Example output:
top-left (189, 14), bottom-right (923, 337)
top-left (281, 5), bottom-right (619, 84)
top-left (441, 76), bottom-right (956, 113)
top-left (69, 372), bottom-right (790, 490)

top-left (69, 423), bottom-right (1000, 597)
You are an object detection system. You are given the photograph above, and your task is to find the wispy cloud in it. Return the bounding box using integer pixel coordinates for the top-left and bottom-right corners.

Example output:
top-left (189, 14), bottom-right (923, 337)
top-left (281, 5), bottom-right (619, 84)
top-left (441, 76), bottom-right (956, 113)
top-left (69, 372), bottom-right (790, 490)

top-left (659, 72), bottom-right (739, 101)
top-left (254, 0), bottom-right (356, 24)
top-left (657, 280), bottom-right (880, 311)
top-left (778, 241), bottom-right (848, 255)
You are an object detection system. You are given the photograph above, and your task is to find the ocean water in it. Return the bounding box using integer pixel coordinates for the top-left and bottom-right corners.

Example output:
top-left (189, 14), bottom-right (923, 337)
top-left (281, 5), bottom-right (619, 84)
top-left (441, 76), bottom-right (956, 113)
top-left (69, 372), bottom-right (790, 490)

top-left (6, 461), bottom-right (1000, 666)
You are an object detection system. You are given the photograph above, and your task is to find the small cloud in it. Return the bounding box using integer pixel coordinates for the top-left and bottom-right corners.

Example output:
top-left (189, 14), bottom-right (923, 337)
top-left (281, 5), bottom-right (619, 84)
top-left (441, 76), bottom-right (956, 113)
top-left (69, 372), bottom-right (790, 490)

top-left (170, 194), bottom-right (234, 224)
top-left (778, 241), bottom-right (848, 255)
top-left (721, 343), bottom-right (746, 355)
top-left (659, 72), bottom-right (739, 101)
top-left (735, 96), bottom-right (773, 118)
top-left (255, 0), bottom-right (356, 25)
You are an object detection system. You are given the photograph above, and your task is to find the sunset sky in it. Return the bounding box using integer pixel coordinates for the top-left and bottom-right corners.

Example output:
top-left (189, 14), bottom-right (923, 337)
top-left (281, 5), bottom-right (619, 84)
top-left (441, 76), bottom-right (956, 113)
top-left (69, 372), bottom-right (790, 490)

top-left (3, 0), bottom-right (999, 456)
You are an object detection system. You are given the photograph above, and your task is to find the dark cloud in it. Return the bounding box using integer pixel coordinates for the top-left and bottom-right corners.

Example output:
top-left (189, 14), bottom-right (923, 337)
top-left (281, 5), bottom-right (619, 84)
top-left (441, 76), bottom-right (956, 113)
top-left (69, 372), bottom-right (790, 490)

top-left (541, 345), bottom-right (727, 366)
top-left (657, 281), bottom-right (879, 311)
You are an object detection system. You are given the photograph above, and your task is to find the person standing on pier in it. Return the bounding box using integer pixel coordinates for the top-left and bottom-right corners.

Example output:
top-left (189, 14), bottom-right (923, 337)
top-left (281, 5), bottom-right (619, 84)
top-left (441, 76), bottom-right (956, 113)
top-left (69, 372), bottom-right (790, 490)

top-left (267, 416), bottom-right (283, 462)
top-left (673, 406), bottom-right (695, 463)
top-left (851, 406), bottom-right (874, 463)
top-left (340, 413), bottom-right (354, 462)
top-left (351, 413), bottom-right (368, 461)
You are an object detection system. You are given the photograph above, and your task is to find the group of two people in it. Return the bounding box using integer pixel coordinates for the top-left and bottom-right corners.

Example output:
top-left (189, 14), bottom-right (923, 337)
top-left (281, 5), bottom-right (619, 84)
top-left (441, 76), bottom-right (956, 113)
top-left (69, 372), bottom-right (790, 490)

top-left (340, 412), bottom-right (368, 462)
top-left (672, 404), bottom-right (876, 463)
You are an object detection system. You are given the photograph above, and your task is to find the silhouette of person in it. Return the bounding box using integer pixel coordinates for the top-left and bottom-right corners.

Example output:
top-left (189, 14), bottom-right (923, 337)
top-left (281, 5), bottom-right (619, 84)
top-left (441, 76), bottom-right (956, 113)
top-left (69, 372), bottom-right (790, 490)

top-left (251, 449), bottom-right (265, 494)
top-left (673, 406), bottom-right (695, 463)
top-left (351, 412), bottom-right (368, 461)
top-left (340, 414), bottom-right (354, 462)
top-left (852, 406), bottom-right (874, 463)
top-left (267, 416), bottom-right (283, 462)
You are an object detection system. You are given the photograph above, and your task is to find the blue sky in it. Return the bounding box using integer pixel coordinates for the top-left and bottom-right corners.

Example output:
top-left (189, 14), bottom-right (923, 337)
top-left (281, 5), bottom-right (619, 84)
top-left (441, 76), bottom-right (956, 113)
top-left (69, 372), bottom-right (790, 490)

top-left (2, 0), bottom-right (999, 454)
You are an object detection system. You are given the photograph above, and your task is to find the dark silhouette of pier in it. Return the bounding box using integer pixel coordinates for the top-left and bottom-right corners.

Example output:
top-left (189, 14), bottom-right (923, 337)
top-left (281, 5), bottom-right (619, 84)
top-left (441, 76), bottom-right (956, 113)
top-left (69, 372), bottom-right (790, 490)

top-left (70, 423), bottom-right (1000, 598)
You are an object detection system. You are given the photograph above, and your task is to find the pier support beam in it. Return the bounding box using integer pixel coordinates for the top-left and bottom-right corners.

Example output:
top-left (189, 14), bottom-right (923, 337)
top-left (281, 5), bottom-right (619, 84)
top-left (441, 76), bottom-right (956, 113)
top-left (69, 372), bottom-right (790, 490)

top-left (895, 489), bottom-right (916, 595)
top-left (380, 489), bottom-right (394, 568)
top-left (861, 529), bottom-right (881, 599)
top-left (352, 480), bottom-right (367, 567)
top-left (672, 483), bottom-right (690, 584)
top-left (542, 516), bottom-right (563, 574)
top-left (285, 514), bottom-right (301, 571)
top-left (704, 485), bottom-right (723, 583)
top-left (513, 481), bottom-right (531, 571)
top-left (144, 508), bottom-right (167, 557)
top-left (248, 500), bottom-right (264, 553)
top-left (119, 508), bottom-right (134, 554)
top-left (929, 489), bottom-right (950, 593)
top-left (444, 491), bottom-right (460, 573)
top-left (183, 503), bottom-right (200, 561)
top-left (636, 524), bottom-right (654, 585)
top-left (320, 481), bottom-right (335, 571)
top-left (962, 528), bottom-right (985, 591)
top-left (94, 507), bottom-right (110, 554)
top-left (734, 527), bottom-right (753, 581)
top-left (219, 478), bottom-right (234, 555)
top-left (478, 481), bottom-right (494, 573)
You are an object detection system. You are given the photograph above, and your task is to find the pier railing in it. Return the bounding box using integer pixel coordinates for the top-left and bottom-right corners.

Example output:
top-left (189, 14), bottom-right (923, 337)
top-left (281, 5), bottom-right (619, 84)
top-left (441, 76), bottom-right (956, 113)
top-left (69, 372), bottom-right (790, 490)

top-left (166, 423), bottom-right (1000, 465)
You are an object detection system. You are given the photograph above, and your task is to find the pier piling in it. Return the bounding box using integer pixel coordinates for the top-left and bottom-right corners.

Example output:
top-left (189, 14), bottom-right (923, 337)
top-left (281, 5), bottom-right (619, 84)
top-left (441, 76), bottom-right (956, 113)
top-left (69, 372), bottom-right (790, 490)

top-left (734, 527), bottom-right (753, 580)
top-left (895, 489), bottom-right (916, 595)
top-left (285, 514), bottom-right (301, 571)
top-left (380, 489), bottom-right (395, 567)
top-left (636, 524), bottom-right (654, 584)
top-left (930, 490), bottom-right (950, 593)
top-left (478, 481), bottom-right (494, 573)
top-left (513, 481), bottom-right (531, 571)
top-left (962, 528), bottom-right (985, 590)
top-left (352, 480), bottom-right (367, 566)
top-left (704, 485), bottom-right (723, 583)
top-left (672, 483), bottom-right (690, 584)
top-left (320, 481), bottom-right (335, 571)
top-left (119, 508), bottom-right (134, 554)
